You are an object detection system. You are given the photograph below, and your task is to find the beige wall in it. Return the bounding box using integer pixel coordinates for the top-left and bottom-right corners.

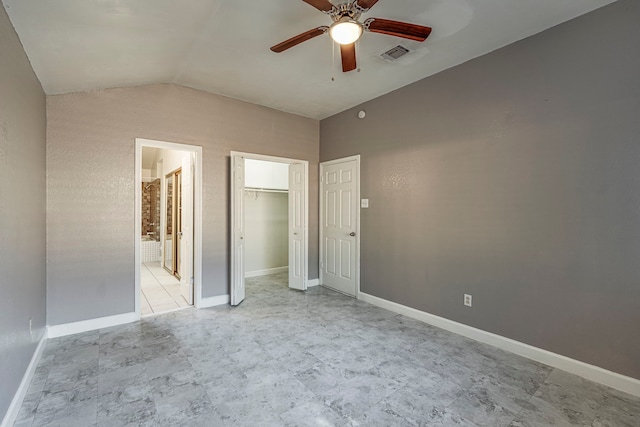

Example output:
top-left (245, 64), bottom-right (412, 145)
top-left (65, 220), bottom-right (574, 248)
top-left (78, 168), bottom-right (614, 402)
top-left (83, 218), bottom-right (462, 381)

top-left (0, 4), bottom-right (47, 420)
top-left (47, 83), bottom-right (319, 325)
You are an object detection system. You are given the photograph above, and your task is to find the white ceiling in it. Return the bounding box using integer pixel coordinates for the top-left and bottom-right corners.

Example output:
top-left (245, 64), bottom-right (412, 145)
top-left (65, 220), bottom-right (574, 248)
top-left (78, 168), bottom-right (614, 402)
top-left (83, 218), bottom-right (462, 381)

top-left (3, 0), bottom-right (616, 120)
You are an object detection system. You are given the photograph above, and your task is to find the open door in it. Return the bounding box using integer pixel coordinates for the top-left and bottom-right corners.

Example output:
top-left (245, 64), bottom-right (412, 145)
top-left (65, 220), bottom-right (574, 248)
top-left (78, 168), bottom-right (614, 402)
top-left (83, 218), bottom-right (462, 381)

top-left (180, 154), bottom-right (194, 305)
top-left (230, 154), bottom-right (246, 305)
top-left (289, 163), bottom-right (306, 290)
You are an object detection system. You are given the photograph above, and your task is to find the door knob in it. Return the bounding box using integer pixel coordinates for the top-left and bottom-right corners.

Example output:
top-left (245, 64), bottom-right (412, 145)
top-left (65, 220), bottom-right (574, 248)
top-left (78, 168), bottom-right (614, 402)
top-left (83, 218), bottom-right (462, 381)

top-left (349, 232), bottom-right (356, 237)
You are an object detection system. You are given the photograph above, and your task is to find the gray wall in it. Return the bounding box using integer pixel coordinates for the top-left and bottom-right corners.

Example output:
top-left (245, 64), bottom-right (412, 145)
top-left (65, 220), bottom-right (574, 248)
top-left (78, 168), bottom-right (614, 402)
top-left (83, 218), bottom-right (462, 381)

top-left (47, 84), bottom-right (319, 325)
top-left (320, 0), bottom-right (640, 380)
top-left (0, 4), bottom-right (47, 421)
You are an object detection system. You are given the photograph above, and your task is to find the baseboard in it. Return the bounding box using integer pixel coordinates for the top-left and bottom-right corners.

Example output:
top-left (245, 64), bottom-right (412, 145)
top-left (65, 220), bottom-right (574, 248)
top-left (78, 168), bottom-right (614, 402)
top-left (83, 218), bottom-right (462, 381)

top-left (245, 266), bottom-right (288, 278)
top-left (199, 294), bottom-right (230, 308)
top-left (358, 292), bottom-right (640, 398)
top-left (47, 312), bottom-right (137, 338)
top-left (307, 278), bottom-right (320, 287)
top-left (1, 331), bottom-right (48, 427)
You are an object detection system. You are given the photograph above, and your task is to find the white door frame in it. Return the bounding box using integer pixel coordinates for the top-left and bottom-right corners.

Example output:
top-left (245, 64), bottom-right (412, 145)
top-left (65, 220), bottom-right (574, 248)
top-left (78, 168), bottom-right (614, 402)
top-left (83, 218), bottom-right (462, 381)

top-left (319, 155), bottom-right (361, 298)
top-left (230, 151), bottom-right (310, 295)
top-left (135, 138), bottom-right (203, 318)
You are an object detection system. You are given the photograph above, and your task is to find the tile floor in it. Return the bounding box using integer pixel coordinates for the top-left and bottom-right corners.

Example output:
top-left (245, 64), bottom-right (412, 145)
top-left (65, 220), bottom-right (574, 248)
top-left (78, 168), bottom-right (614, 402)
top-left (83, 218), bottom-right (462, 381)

top-left (141, 262), bottom-right (190, 316)
top-left (13, 273), bottom-right (640, 426)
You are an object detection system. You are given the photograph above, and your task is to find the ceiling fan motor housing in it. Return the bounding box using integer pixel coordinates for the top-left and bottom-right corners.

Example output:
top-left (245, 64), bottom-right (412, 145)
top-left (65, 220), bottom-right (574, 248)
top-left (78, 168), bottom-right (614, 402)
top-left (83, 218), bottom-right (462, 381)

top-left (325, 2), bottom-right (367, 21)
top-left (271, 0), bottom-right (431, 72)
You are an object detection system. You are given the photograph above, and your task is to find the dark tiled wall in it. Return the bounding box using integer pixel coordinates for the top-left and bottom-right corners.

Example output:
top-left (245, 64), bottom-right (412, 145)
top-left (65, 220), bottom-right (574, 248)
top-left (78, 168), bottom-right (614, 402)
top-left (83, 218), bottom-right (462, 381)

top-left (166, 179), bottom-right (172, 236)
top-left (142, 179), bottom-right (160, 240)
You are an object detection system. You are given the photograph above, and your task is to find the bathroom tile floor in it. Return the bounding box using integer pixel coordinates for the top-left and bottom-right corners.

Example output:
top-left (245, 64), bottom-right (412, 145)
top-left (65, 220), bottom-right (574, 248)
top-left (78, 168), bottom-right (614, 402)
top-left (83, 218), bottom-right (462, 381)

top-left (141, 262), bottom-right (190, 316)
top-left (13, 273), bottom-right (640, 426)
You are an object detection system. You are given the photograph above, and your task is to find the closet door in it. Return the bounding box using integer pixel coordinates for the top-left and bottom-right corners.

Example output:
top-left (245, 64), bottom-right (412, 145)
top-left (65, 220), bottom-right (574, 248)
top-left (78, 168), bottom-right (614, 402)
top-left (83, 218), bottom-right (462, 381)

top-left (320, 158), bottom-right (358, 297)
top-left (288, 163), bottom-right (306, 291)
top-left (230, 155), bottom-right (246, 305)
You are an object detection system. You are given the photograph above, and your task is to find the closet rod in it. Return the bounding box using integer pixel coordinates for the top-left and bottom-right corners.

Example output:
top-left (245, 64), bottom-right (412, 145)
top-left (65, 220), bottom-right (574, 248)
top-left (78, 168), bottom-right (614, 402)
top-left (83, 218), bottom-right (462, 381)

top-left (244, 187), bottom-right (288, 194)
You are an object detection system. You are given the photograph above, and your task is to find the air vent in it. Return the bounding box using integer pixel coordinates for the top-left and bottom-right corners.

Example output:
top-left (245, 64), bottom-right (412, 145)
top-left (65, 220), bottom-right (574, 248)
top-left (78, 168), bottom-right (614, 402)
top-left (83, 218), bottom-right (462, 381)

top-left (380, 45), bottom-right (410, 61)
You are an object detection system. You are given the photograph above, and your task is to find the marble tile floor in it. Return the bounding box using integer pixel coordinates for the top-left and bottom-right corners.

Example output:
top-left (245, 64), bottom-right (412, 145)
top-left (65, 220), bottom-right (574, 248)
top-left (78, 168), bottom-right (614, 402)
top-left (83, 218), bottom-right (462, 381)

top-left (141, 262), bottom-right (190, 316)
top-left (14, 273), bottom-right (640, 426)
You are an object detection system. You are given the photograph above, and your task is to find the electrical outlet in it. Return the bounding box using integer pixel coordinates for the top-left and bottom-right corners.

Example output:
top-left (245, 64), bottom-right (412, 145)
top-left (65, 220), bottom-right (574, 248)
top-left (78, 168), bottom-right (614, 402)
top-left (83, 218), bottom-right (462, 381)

top-left (464, 294), bottom-right (472, 307)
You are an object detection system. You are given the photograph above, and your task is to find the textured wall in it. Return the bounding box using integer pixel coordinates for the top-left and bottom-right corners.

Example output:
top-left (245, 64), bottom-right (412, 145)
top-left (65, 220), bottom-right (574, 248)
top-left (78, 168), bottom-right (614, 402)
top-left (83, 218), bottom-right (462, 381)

top-left (47, 83), bottom-right (319, 325)
top-left (0, 4), bottom-right (47, 421)
top-left (321, 0), bottom-right (640, 379)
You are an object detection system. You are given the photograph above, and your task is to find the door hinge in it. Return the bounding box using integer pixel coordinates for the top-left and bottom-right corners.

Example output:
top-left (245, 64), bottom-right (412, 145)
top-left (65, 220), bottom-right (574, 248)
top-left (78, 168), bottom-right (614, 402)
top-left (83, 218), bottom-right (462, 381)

top-left (320, 175), bottom-right (323, 183)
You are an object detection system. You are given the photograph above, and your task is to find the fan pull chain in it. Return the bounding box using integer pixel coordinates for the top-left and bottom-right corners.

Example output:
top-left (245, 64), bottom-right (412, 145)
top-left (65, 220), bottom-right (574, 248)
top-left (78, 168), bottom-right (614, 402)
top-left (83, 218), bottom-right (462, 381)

top-left (356, 38), bottom-right (361, 73)
top-left (331, 39), bottom-right (335, 82)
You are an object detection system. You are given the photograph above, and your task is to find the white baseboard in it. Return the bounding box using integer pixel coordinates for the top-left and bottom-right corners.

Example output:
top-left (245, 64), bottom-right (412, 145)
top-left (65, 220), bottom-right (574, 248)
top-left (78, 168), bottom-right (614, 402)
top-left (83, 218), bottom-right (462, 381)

top-left (358, 292), bottom-right (640, 398)
top-left (307, 278), bottom-right (320, 287)
top-left (47, 312), bottom-right (137, 338)
top-left (199, 294), bottom-right (230, 308)
top-left (1, 331), bottom-right (48, 427)
top-left (245, 266), bottom-right (288, 278)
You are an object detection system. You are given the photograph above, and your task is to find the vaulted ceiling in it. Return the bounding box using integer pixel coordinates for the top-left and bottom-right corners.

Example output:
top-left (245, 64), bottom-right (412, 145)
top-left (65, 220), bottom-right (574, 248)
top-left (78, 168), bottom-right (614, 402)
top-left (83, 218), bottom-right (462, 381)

top-left (3, 0), bottom-right (616, 119)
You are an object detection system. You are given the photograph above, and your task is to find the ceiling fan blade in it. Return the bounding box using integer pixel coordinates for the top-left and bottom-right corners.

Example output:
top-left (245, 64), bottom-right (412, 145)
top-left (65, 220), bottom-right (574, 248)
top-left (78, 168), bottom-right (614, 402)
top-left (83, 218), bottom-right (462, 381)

top-left (302, 0), bottom-right (336, 12)
top-left (354, 0), bottom-right (380, 11)
top-left (340, 43), bottom-right (357, 72)
top-left (364, 18), bottom-right (432, 42)
top-left (270, 27), bottom-right (329, 53)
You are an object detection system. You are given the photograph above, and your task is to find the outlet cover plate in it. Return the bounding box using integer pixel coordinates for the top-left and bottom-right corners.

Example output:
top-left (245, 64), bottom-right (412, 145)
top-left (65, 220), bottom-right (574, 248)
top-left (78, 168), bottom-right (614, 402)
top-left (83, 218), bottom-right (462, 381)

top-left (464, 294), bottom-right (472, 307)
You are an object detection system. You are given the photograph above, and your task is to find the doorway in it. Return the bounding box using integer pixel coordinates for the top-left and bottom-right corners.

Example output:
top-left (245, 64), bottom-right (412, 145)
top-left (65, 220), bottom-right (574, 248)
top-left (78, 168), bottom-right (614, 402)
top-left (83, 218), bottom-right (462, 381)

top-left (320, 155), bottom-right (361, 297)
top-left (230, 152), bottom-right (309, 306)
top-left (135, 139), bottom-right (202, 318)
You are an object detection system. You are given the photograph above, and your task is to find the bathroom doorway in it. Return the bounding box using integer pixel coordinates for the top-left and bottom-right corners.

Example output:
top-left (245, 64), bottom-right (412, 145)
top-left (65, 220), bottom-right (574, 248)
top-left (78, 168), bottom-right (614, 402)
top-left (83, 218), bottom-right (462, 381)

top-left (135, 139), bottom-right (202, 318)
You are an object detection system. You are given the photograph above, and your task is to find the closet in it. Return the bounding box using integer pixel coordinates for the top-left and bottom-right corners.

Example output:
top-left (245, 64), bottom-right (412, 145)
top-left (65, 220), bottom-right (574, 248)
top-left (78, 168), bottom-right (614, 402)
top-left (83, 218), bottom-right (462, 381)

top-left (244, 159), bottom-right (289, 278)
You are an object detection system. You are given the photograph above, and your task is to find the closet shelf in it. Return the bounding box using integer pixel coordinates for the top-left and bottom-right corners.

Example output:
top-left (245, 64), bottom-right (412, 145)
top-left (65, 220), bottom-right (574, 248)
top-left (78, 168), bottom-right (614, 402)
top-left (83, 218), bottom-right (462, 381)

top-left (244, 187), bottom-right (288, 194)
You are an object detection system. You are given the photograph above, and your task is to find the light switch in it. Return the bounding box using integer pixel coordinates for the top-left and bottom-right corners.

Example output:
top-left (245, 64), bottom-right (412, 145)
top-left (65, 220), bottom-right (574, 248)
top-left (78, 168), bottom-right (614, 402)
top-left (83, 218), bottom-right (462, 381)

top-left (361, 199), bottom-right (369, 208)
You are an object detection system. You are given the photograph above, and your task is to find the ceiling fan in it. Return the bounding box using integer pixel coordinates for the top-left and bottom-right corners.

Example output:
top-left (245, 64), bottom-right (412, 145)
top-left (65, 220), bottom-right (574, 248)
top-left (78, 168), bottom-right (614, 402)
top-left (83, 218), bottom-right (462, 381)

top-left (270, 0), bottom-right (432, 72)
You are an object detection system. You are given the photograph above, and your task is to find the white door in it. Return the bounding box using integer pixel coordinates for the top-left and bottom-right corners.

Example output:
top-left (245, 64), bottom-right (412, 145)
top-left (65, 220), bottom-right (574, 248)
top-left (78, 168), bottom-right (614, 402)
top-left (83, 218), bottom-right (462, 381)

top-left (321, 158), bottom-right (358, 297)
top-left (288, 163), bottom-right (306, 291)
top-left (230, 155), bottom-right (246, 305)
top-left (180, 154), bottom-right (194, 305)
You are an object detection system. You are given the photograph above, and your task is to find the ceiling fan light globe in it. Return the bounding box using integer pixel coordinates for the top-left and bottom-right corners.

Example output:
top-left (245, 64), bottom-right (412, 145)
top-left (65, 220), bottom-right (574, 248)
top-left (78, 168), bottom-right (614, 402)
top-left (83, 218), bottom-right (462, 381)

top-left (330, 21), bottom-right (363, 45)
